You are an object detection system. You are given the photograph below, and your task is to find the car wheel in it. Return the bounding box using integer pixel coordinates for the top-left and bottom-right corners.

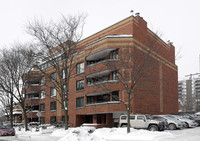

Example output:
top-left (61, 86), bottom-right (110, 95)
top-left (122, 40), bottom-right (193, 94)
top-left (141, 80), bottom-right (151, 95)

top-left (185, 122), bottom-right (189, 128)
top-left (148, 125), bottom-right (158, 131)
top-left (168, 123), bottom-right (176, 130)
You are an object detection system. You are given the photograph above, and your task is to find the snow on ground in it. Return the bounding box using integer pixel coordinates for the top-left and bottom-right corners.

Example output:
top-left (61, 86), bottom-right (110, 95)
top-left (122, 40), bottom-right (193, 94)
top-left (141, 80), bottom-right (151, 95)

top-left (1, 126), bottom-right (200, 141)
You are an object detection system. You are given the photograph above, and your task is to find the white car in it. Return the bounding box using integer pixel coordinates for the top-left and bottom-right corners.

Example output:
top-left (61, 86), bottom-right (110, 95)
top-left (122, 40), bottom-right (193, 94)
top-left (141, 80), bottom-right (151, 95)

top-left (166, 115), bottom-right (198, 128)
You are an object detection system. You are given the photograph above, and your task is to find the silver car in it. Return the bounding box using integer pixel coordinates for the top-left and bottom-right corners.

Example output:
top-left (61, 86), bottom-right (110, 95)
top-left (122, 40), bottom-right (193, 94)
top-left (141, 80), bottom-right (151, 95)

top-left (159, 115), bottom-right (185, 130)
top-left (166, 115), bottom-right (198, 128)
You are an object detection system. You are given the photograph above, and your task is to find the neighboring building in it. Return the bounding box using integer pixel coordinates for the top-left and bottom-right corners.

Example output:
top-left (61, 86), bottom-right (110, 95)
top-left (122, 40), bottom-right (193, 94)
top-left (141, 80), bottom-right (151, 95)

top-left (5, 103), bottom-right (23, 124)
top-left (22, 14), bottom-right (178, 128)
top-left (178, 73), bottom-right (200, 112)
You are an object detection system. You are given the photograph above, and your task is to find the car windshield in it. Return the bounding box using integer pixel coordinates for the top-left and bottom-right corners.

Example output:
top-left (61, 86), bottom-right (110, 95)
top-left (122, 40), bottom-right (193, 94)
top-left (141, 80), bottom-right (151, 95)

top-left (0, 126), bottom-right (10, 129)
top-left (145, 115), bottom-right (153, 120)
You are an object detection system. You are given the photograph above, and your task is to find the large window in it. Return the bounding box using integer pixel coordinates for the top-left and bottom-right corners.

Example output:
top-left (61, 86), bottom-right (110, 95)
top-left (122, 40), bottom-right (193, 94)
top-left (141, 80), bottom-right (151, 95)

top-left (76, 80), bottom-right (84, 91)
top-left (76, 97), bottom-right (84, 108)
top-left (50, 87), bottom-right (56, 97)
top-left (50, 116), bottom-right (56, 125)
top-left (50, 101), bottom-right (56, 111)
top-left (112, 91), bottom-right (119, 101)
top-left (40, 117), bottom-right (45, 124)
top-left (40, 103), bottom-right (45, 112)
top-left (76, 62), bottom-right (84, 74)
top-left (50, 72), bottom-right (56, 82)
top-left (40, 90), bottom-right (45, 99)
top-left (97, 94), bottom-right (109, 103)
top-left (87, 96), bottom-right (95, 104)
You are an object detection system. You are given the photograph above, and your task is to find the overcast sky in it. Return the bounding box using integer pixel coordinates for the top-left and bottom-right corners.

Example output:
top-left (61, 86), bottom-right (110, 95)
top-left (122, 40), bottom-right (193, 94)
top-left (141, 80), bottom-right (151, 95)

top-left (0, 0), bottom-right (200, 79)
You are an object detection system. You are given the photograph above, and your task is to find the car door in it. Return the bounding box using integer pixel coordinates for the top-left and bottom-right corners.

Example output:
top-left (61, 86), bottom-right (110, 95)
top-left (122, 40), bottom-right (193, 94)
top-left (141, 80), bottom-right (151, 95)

top-left (134, 115), bottom-right (147, 128)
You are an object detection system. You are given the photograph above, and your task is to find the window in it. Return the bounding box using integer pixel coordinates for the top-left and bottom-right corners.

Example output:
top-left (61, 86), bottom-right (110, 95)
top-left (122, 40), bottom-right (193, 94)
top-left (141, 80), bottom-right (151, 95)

top-left (40, 104), bottom-right (45, 112)
top-left (121, 116), bottom-right (127, 120)
top-left (50, 87), bottom-right (56, 97)
top-left (40, 76), bottom-right (45, 85)
top-left (50, 101), bottom-right (56, 111)
top-left (76, 62), bottom-right (84, 74)
top-left (76, 80), bottom-right (84, 91)
top-left (97, 94), bottom-right (109, 103)
top-left (130, 116), bottom-right (135, 120)
top-left (112, 91), bottom-right (119, 101)
top-left (40, 117), bottom-right (45, 124)
top-left (50, 116), bottom-right (56, 125)
top-left (112, 50), bottom-right (119, 59)
top-left (76, 97), bottom-right (84, 108)
top-left (40, 90), bottom-right (45, 99)
top-left (62, 116), bottom-right (65, 123)
top-left (87, 96), bottom-right (95, 104)
top-left (112, 70), bottom-right (118, 80)
top-left (50, 72), bottom-right (56, 82)
top-left (137, 116), bottom-right (145, 120)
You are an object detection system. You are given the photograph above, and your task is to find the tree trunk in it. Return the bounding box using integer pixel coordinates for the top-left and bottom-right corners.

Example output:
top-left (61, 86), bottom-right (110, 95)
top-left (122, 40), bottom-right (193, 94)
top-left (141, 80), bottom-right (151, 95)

top-left (10, 94), bottom-right (13, 128)
top-left (127, 91), bottom-right (131, 133)
top-left (64, 98), bottom-right (69, 130)
top-left (22, 106), bottom-right (28, 131)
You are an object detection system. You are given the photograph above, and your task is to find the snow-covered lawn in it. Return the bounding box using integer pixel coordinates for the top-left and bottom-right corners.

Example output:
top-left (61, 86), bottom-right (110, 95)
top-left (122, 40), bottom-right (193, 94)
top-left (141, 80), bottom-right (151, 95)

top-left (1, 126), bottom-right (200, 141)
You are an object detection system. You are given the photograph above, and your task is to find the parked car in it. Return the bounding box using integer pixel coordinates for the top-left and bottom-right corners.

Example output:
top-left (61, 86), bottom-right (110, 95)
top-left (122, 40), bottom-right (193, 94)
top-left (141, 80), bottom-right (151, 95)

top-left (152, 115), bottom-right (168, 129)
top-left (180, 114), bottom-right (200, 126)
top-left (166, 115), bottom-right (198, 128)
top-left (0, 126), bottom-right (15, 136)
top-left (118, 114), bottom-right (165, 131)
top-left (159, 115), bottom-right (185, 130)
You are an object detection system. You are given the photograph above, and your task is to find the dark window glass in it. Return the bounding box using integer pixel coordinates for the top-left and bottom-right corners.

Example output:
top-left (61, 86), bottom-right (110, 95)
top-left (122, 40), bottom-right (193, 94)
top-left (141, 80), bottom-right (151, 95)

top-left (87, 96), bottom-right (95, 104)
top-left (50, 116), bottom-right (56, 125)
top-left (40, 117), bottom-right (45, 124)
top-left (40, 104), bottom-right (45, 112)
top-left (112, 50), bottom-right (119, 59)
top-left (50, 101), bottom-right (56, 111)
top-left (76, 97), bottom-right (84, 108)
top-left (76, 80), bottom-right (84, 91)
top-left (112, 91), bottom-right (119, 101)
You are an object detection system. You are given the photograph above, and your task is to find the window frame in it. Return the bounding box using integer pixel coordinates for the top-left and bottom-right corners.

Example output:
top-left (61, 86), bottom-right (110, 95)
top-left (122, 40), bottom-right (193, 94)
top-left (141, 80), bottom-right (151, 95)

top-left (76, 62), bottom-right (84, 74)
top-left (50, 72), bottom-right (56, 82)
top-left (40, 103), bottom-right (45, 112)
top-left (40, 90), bottom-right (45, 99)
top-left (76, 79), bottom-right (84, 91)
top-left (50, 101), bottom-right (56, 111)
top-left (76, 97), bottom-right (84, 108)
top-left (50, 87), bottom-right (56, 97)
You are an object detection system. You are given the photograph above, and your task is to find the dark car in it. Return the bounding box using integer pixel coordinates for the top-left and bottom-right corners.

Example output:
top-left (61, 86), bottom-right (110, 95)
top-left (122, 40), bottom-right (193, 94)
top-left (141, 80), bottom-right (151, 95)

top-left (0, 126), bottom-right (15, 136)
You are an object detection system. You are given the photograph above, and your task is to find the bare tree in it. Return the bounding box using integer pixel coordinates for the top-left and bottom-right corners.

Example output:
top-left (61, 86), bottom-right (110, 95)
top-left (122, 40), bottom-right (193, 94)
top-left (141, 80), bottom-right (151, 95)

top-left (0, 90), bottom-right (11, 124)
top-left (0, 44), bottom-right (37, 131)
top-left (26, 14), bottom-right (86, 130)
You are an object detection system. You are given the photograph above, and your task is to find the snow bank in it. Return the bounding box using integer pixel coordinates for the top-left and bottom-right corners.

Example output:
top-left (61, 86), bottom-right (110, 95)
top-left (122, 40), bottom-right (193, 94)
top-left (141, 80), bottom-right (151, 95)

top-left (51, 127), bottom-right (172, 141)
top-left (51, 127), bottom-right (103, 141)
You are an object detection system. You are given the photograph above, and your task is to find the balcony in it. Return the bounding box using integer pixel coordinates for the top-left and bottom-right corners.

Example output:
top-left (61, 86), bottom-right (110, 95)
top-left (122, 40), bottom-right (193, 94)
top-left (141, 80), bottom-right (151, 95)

top-left (86, 70), bottom-right (119, 87)
top-left (86, 91), bottom-right (119, 106)
top-left (86, 48), bottom-right (118, 67)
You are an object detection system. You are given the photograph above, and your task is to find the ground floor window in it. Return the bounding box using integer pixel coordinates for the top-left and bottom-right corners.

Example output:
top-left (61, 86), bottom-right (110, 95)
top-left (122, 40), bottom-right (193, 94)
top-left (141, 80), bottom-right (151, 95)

top-left (40, 117), bottom-right (45, 124)
top-left (50, 116), bottom-right (56, 125)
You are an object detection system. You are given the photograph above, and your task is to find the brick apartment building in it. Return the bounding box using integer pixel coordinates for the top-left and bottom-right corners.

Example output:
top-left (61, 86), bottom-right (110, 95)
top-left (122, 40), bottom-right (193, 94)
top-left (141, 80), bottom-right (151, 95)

top-left (22, 14), bottom-right (178, 128)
